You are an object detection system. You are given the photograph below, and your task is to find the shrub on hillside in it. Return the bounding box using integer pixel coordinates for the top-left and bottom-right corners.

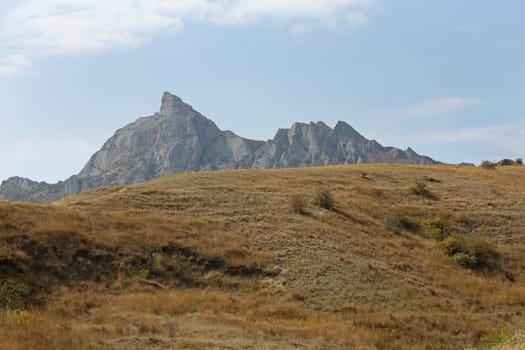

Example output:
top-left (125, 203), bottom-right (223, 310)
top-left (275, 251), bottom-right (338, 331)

top-left (516, 158), bottom-right (523, 165)
top-left (312, 187), bottom-right (334, 210)
top-left (481, 160), bottom-right (497, 169)
top-left (464, 237), bottom-right (500, 270)
top-left (0, 280), bottom-right (29, 310)
top-left (383, 212), bottom-right (420, 234)
top-left (420, 214), bottom-right (450, 240)
top-left (290, 195), bottom-right (307, 214)
top-left (438, 235), bottom-right (499, 270)
top-left (452, 252), bottom-right (478, 269)
top-left (437, 236), bottom-right (463, 256)
top-left (410, 179), bottom-right (438, 200)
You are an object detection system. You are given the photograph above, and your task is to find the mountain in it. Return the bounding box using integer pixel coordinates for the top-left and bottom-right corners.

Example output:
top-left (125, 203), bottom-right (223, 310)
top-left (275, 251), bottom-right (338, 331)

top-left (0, 92), bottom-right (437, 202)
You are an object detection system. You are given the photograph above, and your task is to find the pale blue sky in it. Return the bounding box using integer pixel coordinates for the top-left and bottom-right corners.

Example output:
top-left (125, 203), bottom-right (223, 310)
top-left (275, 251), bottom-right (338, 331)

top-left (0, 0), bottom-right (524, 183)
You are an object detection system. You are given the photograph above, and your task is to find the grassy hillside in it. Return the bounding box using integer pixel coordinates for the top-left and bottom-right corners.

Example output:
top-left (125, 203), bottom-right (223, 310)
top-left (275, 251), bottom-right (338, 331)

top-left (0, 164), bottom-right (524, 349)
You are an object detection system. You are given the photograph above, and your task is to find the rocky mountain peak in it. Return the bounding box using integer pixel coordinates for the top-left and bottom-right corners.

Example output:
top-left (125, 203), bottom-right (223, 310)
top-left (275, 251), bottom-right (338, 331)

top-left (0, 176), bottom-right (42, 190)
top-left (159, 92), bottom-right (188, 114)
top-left (334, 121), bottom-right (367, 142)
top-left (0, 92), bottom-right (438, 203)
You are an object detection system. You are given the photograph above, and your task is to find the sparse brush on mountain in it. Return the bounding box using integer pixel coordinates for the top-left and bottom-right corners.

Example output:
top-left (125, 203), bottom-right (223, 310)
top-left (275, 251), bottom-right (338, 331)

top-left (312, 187), bottom-right (335, 210)
top-left (0, 280), bottom-right (29, 310)
top-left (0, 164), bottom-right (524, 349)
top-left (290, 195), bottom-right (307, 214)
top-left (481, 160), bottom-right (497, 169)
top-left (410, 179), bottom-right (438, 200)
top-left (420, 213), bottom-right (450, 240)
top-left (380, 208), bottom-right (420, 234)
top-left (383, 211), bottom-right (420, 234)
top-left (516, 158), bottom-right (523, 165)
top-left (438, 235), bottom-right (500, 270)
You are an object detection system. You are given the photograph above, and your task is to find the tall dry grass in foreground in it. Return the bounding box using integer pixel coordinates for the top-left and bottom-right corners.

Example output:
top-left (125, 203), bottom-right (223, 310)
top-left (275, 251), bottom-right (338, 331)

top-left (0, 164), bottom-right (524, 349)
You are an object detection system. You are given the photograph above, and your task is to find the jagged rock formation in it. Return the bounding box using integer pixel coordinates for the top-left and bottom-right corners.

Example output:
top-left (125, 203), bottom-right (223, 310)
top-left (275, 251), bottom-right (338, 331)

top-left (251, 121), bottom-right (431, 168)
top-left (0, 92), bottom-right (437, 202)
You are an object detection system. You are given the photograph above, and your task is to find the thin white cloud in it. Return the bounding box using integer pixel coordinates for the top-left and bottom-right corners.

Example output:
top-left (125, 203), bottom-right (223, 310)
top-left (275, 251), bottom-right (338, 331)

top-left (0, 0), bottom-right (379, 74)
top-left (202, 0), bottom-right (377, 25)
top-left (0, 53), bottom-right (31, 76)
top-left (401, 97), bottom-right (483, 118)
top-left (3, 1), bottom-right (183, 55)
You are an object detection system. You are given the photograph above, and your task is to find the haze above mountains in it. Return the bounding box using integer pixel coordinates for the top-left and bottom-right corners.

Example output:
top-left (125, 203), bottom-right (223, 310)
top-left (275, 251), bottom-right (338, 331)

top-left (0, 92), bottom-right (436, 202)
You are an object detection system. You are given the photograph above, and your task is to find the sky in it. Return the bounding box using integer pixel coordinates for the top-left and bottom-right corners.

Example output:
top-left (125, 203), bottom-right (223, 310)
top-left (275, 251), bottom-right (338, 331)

top-left (0, 0), bottom-right (524, 183)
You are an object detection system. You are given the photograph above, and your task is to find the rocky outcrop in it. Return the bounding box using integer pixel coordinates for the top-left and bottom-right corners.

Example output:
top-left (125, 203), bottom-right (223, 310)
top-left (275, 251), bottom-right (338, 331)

top-left (251, 121), bottom-right (434, 168)
top-left (0, 92), bottom-right (437, 202)
top-left (0, 177), bottom-right (63, 202)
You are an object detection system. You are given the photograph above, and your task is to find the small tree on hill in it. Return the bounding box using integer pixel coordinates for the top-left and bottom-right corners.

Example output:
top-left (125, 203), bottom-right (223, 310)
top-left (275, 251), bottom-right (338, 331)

top-left (480, 160), bottom-right (496, 169)
top-left (312, 187), bottom-right (334, 210)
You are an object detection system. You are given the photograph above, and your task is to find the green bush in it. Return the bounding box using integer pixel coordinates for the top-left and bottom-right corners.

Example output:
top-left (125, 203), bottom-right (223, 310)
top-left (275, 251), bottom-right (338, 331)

top-left (464, 238), bottom-right (499, 269)
top-left (312, 187), bottom-right (334, 210)
top-left (421, 214), bottom-right (450, 240)
top-left (452, 252), bottom-right (478, 269)
top-left (0, 280), bottom-right (28, 310)
top-left (438, 235), bottom-right (499, 270)
top-left (3, 308), bottom-right (37, 325)
top-left (479, 330), bottom-right (511, 350)
top-left (437, 236), bottom-right (463, 256)
top-left (516, 158), bottom-right (523, 165)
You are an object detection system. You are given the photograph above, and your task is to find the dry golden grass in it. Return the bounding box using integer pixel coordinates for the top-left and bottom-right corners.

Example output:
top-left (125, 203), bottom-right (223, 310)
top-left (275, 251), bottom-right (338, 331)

top-left (0, 164), bottom-right (524, 349)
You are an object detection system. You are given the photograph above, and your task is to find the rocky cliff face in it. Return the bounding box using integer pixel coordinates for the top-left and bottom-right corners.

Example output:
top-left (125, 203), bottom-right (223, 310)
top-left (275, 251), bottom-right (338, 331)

top-left (0, 92), bottom-right (437, 202)
top-left (250, 121), bottom-right (432, 168)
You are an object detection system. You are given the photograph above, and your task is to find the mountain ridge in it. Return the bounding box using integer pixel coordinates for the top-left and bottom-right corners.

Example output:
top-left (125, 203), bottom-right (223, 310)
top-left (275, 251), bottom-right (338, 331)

top-left (0, 92), bottom-right (437, 202)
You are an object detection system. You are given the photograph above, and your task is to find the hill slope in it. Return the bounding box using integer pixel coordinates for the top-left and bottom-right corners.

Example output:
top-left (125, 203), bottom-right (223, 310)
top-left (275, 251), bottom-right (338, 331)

top-left (1, 164), bottom-right (524, 349)
top-left (0, 92), bottom-right (436, 203)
